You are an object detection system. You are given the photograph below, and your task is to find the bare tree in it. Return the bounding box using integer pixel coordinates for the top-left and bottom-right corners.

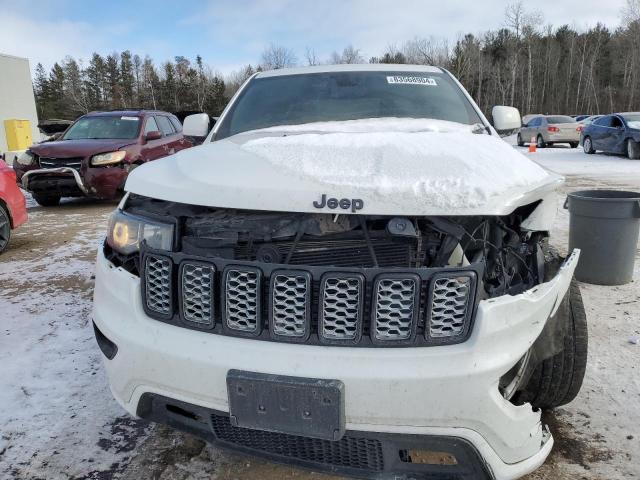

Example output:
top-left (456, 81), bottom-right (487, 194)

top-left (621, 0), bottom-right (640, 26)
top-left (261, 43), bottom-right (298, 70)
top-left (305, 47), bottom-right (319, 66)
top-left (330, 45), bottom-right (364, 64)
top-left (402, 37), bottom-right (449, 66)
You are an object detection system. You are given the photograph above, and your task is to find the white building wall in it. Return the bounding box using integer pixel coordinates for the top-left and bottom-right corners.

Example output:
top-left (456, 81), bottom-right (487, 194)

top-left (0, 53), bottom-right (40, 154)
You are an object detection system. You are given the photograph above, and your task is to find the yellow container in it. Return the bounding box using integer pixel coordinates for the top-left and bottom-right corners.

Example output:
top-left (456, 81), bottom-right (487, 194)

top-left (4, 119), bottom-right (33, 151)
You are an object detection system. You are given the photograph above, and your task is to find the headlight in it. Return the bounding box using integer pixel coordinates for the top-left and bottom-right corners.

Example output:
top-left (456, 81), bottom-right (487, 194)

top-left (16, 151), bottom-right (35, 166)
top-left (106, 210), bottom-right (174, 255)
top-left (91, 150), bottom-right (127, 166)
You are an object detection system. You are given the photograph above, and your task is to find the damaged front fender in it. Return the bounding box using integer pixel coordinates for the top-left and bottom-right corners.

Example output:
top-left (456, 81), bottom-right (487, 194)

top-left (471, 249), bottom-right (580, 366)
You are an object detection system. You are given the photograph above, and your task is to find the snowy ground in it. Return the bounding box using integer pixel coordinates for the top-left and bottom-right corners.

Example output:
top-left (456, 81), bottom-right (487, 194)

top-left (0, 143), bottom-right (639, 480)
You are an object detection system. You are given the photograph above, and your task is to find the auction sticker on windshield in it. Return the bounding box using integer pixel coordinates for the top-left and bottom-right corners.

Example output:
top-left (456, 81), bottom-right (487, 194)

top-left (386, 76), bottom-right (437, 86)
top-left (121, 116), bottom-right (138, 121)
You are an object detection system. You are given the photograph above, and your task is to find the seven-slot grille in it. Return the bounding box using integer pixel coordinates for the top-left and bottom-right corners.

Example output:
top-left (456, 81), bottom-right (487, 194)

top-left (428, 275), bottom-right (473, 339)
top-left (181, 263), bottom-right (215, 326)
top-left (141, 253), bottom-right (476, 346)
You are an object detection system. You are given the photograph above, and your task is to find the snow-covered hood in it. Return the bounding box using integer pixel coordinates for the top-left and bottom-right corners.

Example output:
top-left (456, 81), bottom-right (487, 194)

top-left (126, 118), bottom-right (561, 216)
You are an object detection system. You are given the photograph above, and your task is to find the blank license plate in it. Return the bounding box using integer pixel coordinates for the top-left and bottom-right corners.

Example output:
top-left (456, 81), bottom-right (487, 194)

top-left (226, 370), bottom-right (345, 441)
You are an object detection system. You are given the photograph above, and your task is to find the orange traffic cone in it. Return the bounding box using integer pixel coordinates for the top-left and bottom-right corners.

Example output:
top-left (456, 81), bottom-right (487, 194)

top-left (528, 136), bottom-right (537, 153)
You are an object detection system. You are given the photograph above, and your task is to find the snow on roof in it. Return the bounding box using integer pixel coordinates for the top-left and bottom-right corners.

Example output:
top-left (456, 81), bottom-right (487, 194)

top-left (257, 64), bottom-right (443, 78)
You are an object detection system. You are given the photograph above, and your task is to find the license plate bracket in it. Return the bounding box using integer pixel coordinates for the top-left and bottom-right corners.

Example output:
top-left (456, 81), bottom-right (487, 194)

top-left (226, 370), bottom-right (345, 441)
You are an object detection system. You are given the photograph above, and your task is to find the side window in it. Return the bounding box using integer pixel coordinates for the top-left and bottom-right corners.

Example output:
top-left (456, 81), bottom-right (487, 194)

top-left (156, 116), bottom-right (175, 136)
top-left (169, 116), bottom-right (183, 133)
top-left (594, 116), bottom-right (611, 127)
top-left (144, 116), bottom-right (159, 134)
top-left (529, 117), bottom-right (540, 127)
top-left (611, 116), bottom-right (623, 128)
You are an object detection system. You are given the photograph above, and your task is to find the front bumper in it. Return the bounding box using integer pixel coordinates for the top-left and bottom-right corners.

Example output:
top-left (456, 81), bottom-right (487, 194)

top-left (93, 248), bottom-right (579, 480)
top-left (22, 167), bottom-right (89, 195)
top-left (18, 166), bottom-right (128, 198)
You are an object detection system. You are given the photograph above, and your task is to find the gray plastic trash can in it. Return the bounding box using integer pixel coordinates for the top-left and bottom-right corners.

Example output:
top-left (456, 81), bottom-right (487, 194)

top-left (566, 190), bottom-right (640, 285)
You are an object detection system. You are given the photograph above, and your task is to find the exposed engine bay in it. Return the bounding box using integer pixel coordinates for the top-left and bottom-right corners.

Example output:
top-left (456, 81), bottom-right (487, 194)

top-left (111, 194), bottom-right (547, 299)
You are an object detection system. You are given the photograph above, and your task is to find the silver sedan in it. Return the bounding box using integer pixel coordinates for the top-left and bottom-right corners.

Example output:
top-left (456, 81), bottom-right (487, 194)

top-left (517, 115), bottom-right (581, 148)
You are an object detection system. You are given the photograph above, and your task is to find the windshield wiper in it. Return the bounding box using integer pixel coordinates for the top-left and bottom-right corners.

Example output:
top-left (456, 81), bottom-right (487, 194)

top-left (471, 123), bottom-right (490, 135)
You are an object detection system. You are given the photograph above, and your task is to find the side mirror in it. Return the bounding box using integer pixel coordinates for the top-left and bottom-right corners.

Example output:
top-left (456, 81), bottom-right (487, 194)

top-left (183, 113), bottom-right (210, 138)
top-left (145, 130), bottom-right (162, 141)
top-left (492, 106), bottom-right (522, 133)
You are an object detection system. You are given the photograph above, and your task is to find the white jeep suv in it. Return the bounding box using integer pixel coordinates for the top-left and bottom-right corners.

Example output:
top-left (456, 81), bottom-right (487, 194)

top-left (93, 64), bottom-right (586, 480)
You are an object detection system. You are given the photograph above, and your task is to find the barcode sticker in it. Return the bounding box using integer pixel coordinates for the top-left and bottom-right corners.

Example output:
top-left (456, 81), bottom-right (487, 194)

top-left (386, 76), bottom-right (437, 86)
top-left (121, 116), bottom-right (138, 121)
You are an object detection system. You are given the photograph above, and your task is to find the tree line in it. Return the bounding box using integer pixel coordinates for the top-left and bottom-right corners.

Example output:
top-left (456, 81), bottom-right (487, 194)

top-left (34, 53), bottom-right (229, 119)
top-left (33, 1), bottom-right (640, 121)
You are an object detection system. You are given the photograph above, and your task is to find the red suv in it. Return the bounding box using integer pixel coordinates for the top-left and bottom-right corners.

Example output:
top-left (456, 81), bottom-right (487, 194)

top-left (13, 110), bottom-right (193, 206)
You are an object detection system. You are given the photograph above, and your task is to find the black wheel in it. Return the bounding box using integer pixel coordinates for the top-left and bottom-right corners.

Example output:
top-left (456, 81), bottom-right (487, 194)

top-left (515, 280), bottom-right (588, 409)
top-left (0, 204), bottom-right (10, 254)
top-left (626, 138), bottom-right (640, 160)
top-left (32, 193), bottom-right (61, 207)
top-left (583, 136), bottom-right (595, 154)
top-left (517, 133), bottom-right (525, 147)
top-left (536, 135), bottom-right (546, 148)
top-left (570, 142), bottom-right (579, 148)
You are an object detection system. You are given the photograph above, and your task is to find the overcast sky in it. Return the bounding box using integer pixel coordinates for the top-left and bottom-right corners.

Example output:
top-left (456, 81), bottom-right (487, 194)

top-left (0, 0), bottom-right (627, 75)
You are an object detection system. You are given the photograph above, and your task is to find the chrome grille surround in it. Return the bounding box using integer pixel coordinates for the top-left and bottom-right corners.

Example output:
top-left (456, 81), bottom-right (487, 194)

top-left (270, 271), bottom-right (311, 341)
top-left (39, 157), bottom-right (83, 171)
top-left (319, 274), bottom-right (364, 344)
top-left (372, 275), bottom-right (420, 343)
top-left (144, 254), bottom-right (172, 316)
top-left (224, 267), bottom-right (261, 334)
top-left (427, 273), bottom-right (475, 340)
top-left (180, 262), bottom-right (215, 327)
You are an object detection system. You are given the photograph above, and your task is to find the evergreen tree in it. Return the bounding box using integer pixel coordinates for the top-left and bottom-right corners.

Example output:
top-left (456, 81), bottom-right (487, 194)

top-left (120, 51), bottom-right (135, 108)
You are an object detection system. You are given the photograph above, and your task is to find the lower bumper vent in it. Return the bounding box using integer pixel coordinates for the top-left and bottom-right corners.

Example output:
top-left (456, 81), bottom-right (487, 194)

top-left (210, 413), bottom-right (385, 472)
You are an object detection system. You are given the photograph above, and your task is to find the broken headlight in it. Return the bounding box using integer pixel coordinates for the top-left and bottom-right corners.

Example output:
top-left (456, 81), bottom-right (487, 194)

top-left (107, 210), bottom-right (174, 255)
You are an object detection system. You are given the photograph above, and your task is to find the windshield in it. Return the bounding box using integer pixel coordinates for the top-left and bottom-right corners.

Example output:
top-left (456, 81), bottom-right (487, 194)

top-left (546, 116), bottom-right (575, 124)
top-left (63, 115), bottom-right (141, 140)
top-left (215, 71), bottom-right (483, 140)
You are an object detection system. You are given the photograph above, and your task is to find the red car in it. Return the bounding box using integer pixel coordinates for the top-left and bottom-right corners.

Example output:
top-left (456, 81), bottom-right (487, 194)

top-left (13, 110), bottom-right (192, 206)
top-left (0, 158), bottom-right (28, 253)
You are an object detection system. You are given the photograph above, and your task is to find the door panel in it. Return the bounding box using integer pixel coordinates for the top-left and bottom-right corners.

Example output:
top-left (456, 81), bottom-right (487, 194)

top-left (607, 117), bottom-right (626, 153)
top-left (140, 117), bottom-right (166, 161)
top-left (155, 116), bottom-right (179, 156)
top-left (590, 117), bottom-right (611, 151)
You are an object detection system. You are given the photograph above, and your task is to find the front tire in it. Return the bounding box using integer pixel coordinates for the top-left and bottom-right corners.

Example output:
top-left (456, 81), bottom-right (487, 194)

top-left (516, 280), bottom-right (588, 409)
top-left (626, 138), bottom-right (640, 160)
top-left (32, 193), bottom-right (61, 207)
top-left (583, 136), bottom-right (595, 154)
top-left (570, 142), bottom-right (579, 148)
top-left (0, 205), bottom-right (10, 254)
top-left (536, 135), bottom-right (546, 149)
top-left (517, 133), bottom-right (525, 147)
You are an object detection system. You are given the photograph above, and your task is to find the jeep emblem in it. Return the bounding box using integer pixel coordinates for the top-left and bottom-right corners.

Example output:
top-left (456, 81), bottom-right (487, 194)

top-left (313, 194), bottom-right (363, 213)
